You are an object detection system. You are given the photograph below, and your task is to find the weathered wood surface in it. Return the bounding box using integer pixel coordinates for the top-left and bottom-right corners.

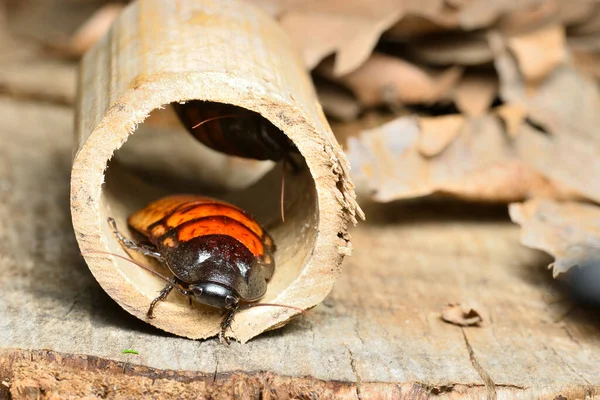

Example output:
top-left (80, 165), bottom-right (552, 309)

top-left (1, 96), bottom-right (600, 398)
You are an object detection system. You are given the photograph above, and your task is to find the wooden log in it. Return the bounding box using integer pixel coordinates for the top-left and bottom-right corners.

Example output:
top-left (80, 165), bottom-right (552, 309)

top-left (1, 98), bottom-right (599, 399)
top-left (70, 0), bottom-right (362, 342)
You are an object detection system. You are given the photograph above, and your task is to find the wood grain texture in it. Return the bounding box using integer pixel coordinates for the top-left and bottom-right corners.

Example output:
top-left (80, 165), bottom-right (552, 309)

top-left (2, 99), bottom-right (599, 399)
top-left (71, 0), bottom-right (362, 342)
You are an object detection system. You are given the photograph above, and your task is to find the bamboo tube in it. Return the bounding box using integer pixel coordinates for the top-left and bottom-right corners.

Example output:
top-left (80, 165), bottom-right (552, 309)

top-left (71, 0), bottom-right (363, 342)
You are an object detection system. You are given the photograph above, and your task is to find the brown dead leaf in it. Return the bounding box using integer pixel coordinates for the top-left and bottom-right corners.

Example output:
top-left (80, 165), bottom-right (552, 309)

top-left (333, 11), bottom-right (404, 76)
top-left (345, 114), bottom-right (576, 202)
top-left (318, 53), bottom-right (463, 106)
top-left (330, 111), bottom-right (400, 149)
top-left (383, 15), bottom-right (454, 39)
top-left (406, 33), bottom-right (493, 66)
top-left (276, 0), bottom-right (461, 74)
top-left (457, 0), bottom-right (544, 30)
top-left (417, 114), bottom-right (464, 157)
top-left (493, 104), bottom-right (526, 138)
top-left (496, 1), bottom-right (560, 35)
top-left (315, 80), bottom-right (361, 122)
top-left (510, 199), bottom-right (600, 277)
top-left (280, 12), bottom-right (361, 71)
top-left (571, 50), bottom-right (600, 81)
top-left (454, 70), bottom-right (498, 117)
top-left (507, 24), bottom-right (567, 83)
top-left (441, 301), bottom-right (488, 327)
top-left (279, 1), bottom-right (405, 73)
top-left (491, 31), bottom-right (600, 204)
top-left (566, 2), bottom-right (600, 37)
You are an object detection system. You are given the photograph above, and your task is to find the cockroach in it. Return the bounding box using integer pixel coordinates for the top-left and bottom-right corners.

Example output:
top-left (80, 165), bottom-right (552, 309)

top-left (105, 195), bottom-right (299, 343)
top-left (172, 101), bottom-right (300, 221)
top-left (172, 101), bottom-right (298, 165)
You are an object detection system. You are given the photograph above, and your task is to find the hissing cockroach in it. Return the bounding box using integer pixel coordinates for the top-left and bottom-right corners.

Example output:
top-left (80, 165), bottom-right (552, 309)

top-left (172, 101), bottom-right (300, 222)
top-left (107, 195), bottom-right (278, 343)
top-left (172, 100), bottom-right (299, 167)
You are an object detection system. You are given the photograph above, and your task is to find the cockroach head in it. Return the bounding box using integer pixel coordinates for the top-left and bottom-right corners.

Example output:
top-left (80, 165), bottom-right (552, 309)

top-left (189, 282), bottom-right (239, 310)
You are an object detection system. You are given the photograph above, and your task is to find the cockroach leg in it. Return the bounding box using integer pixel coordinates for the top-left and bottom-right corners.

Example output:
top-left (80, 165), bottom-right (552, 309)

top-left (108, 217), bottom-right (165, 262)
top-left (147, 283), bottom-right (175, 319)
top-left (219, 304), bottom-right (239, 345)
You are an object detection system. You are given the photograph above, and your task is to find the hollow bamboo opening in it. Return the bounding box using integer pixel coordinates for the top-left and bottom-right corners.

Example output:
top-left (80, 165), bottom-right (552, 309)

top-left (71, 0), bottom-right (361, 342)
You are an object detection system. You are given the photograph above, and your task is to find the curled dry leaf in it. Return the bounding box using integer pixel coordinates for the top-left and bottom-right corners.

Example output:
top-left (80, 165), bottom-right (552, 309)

top-left (571, 50), bottom-right (600, 82)
top-left (441, 301), bottom-right (488, 327)
top-left (333, 10), bottom-right (404, 76)
top-left (406, 33), bottom-right (494, 66)
top-left (496, 0), bottom-right (560, 34)
top-left (345, 114), bottom-right (575, 203)
top-left (315, 81), bottom-right (361, 122)
top-left (279, 1), bottom-right (404, 74)
top-left (417, 115), bottom-right (464, 157)
top-left (318, 53), bottom-right (463, 107)
top-left (506, 24), bottom-right (567, 83)
top-left (457, 0), bottom-right (543, 30)
top-left (453, 70), bottom-right (499, 117)
top-left (565, 2), bottom-right (600, 37)
top-left (383, 15), bottom-right (455, 39)
top-left (509, 199), bottom-right (600, 277)
top-left (492, 104), bottom-right (526, 138)
top-left (490, 31), bottom-right (600, 204)
top-left (277, 0), bottom-right (455, 73)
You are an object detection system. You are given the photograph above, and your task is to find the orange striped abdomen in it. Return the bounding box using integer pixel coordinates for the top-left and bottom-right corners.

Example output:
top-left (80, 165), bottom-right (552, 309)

top-left (128, 195), bottom-right (274, 259)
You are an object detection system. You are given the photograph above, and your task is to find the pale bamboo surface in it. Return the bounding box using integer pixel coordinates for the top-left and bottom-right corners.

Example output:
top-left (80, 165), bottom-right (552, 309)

top-left (1, 98), bottom-right (599, 399)
top-left (71, 0), bottom-right (361, 342)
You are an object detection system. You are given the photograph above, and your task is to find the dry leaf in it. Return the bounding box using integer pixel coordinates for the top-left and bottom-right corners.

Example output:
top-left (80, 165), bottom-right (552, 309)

top-left (496, 1), bottom-right (560, 34)
top-left (417, 114), bottom-right (465, 157)
top-left (493, 104), bottom-right (526, 138)
top-left (406, 33), bottom-right (493, 66)
top-left (565, 2), bottom-right (600, 37)
top-left (279, 1), bottom-right (405, 73)
top-left (345, 114), bottom-right (575, 202)
top-left (330, 111), bottom-right (399, 149)
top-left (509, 199), bottom-right (600, 277)
top-left (454, 70), bottom-right (498, 117)
top-left (318, 53), bottom-right (463, 106)
top-left (384, 15), bottom-right (454, 39)
top-left (507, 24), bottom-right (567, 83)
top-left (571, 50), bottom-right (600, 81)
top-left (315, 80), bottom-right (361, 122)
top-left (441, 301), bottom-right (488, 327)
top-left (276, 0), bottom-right (463, 74)
top-left (491, 31), bottom-right (600, 204)
top-left (280, 12), bottom-right (362, 71)
top-left (333, 10), bottom-right (404, 76)
top-left (457, 0), bottom-right (544, 30)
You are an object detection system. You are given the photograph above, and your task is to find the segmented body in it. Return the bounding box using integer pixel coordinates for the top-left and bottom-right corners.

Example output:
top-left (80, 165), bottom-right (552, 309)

top-left (172, 101), bottom-right (297, 162)
top-left (128, 195), bottom-right (275, 301)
